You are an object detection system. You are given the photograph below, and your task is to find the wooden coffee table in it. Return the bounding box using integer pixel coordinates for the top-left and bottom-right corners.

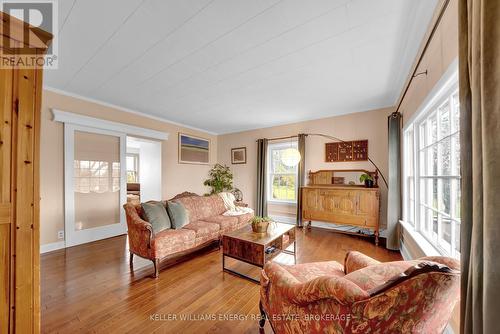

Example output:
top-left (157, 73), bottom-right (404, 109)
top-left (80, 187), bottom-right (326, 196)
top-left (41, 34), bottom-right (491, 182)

top-left (222, 222), bottom-right (296, 283)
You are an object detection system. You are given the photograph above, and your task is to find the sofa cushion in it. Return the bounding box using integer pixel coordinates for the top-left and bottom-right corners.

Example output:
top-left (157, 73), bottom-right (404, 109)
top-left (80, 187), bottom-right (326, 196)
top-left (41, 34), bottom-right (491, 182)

top-left (279, 261), bottom-right (345, 283)
top-left (201, 215), bottom-right (238, 234)
top-left (166, 201), bottom-right (190, 229)
top-left (175, 195), bottom-right (226, 223)
top-left (141, 201), bottom-right (171, 233)
top-left (151, 228), bottom-right (195, 259)
top-left (182, 221), bottom-right (220, 244)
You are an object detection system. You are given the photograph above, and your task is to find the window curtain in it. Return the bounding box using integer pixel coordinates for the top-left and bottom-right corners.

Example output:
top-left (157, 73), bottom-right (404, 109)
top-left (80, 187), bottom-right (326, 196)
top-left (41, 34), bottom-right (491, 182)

top-left (459, 0), bottom-right (500, 332)
top-left (296, 134), bottom-right (306, 227)
top-left (386, 112), bottom-right (401, 250)
top-left (256, 139), bottom-right (268, 217)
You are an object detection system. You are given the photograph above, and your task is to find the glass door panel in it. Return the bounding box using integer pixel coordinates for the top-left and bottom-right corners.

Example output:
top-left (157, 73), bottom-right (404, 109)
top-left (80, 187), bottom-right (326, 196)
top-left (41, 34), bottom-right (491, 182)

top-left (64, 125), bottom-right (126, 247)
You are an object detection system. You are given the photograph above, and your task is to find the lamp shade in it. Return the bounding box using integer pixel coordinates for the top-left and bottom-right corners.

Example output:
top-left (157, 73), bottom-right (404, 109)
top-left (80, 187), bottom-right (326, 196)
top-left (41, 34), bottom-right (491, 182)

top-left (281, 147), bottom-right (301, 167)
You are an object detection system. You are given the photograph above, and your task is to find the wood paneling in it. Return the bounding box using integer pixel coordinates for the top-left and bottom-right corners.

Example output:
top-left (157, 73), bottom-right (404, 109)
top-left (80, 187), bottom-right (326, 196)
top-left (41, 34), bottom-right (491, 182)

top-left (41, 229), bottom-right (401, 333)
top-left (0, 13), bottom-right (51, 334)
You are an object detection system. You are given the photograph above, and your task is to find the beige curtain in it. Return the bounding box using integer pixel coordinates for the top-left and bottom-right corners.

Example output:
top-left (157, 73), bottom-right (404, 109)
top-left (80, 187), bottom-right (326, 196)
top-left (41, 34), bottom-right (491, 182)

top-left (459, 0), bottom-right (500, 333)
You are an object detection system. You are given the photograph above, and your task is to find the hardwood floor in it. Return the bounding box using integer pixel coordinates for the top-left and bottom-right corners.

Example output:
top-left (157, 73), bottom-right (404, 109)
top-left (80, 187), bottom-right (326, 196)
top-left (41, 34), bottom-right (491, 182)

top-left (41, 227), bottom-right (401, 334)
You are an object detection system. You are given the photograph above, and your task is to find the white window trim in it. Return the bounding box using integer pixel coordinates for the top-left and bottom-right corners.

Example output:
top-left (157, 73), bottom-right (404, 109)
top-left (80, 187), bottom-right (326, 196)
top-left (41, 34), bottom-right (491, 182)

top-left (401, 58), bottom-right (459, 258)
top-left (53, 109), bottom-right (169, 140)
top-left (267, 141), bottom-right (299, 205)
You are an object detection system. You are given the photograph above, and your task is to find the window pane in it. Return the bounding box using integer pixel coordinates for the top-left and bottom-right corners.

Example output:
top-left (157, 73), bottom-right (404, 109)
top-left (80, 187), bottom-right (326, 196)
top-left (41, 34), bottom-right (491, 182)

top-left (452, 134), bottom-right (460, 176)
top-left (271, 174), bottom-right (296, 201)
top-left (432, 179), bottom-right (438, 210)
top-left (452, 91), bottom-right (460, 133)
top-left (430, 114), bottom-right (438, 144)
top-left (441, 179), bottom-right (451, 215)
top-left (439, 101), bottom-right (450, 139)
top-left (419, 122), bottom-right (427, 148)
top-left (442, 214), bottom-right (452, 242)
top-left (439, 137), bottom-right (451, 175)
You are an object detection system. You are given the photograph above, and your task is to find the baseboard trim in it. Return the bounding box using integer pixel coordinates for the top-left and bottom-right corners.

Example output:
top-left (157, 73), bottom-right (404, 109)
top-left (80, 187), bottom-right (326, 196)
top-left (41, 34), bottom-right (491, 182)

top-left (40, 241), bottom-right (66, 254)
top-left (400, 241), bottom-right (413, 260)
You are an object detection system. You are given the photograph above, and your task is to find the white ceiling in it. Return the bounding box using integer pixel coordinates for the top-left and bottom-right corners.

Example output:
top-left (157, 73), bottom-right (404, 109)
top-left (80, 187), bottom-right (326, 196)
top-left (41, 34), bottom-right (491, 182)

top-left (46, 0), bottom-right (438, 134)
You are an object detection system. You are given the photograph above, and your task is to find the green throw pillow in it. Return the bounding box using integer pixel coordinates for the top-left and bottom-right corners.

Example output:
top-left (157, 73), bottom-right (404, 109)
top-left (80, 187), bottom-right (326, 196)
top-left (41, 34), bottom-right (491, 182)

top-left (166, 201), bottom-right (190, 229)
top-left (141, 201), bottom-right (171, 233)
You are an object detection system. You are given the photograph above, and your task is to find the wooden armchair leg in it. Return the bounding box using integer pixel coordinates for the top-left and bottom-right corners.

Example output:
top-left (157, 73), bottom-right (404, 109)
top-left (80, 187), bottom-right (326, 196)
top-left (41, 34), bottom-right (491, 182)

top-left (129, 252), bottom-right (134, 267)
top-left (152, 258), bottom-right (160, 278)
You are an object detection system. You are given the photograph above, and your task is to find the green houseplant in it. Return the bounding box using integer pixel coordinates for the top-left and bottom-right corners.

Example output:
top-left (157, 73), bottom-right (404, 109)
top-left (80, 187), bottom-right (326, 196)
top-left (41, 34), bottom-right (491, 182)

top-left (359, 173), bottom-right (374, 188)
top-left (203, 164), bottom-right (233, 195)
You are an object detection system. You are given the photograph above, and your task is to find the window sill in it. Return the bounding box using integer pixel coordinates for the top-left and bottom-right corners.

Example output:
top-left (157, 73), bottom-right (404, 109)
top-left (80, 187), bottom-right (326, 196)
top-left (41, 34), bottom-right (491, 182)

top-left (267, 200), bottom-right (297, 206)
top-left (399, 220), bottom-right (441, 258)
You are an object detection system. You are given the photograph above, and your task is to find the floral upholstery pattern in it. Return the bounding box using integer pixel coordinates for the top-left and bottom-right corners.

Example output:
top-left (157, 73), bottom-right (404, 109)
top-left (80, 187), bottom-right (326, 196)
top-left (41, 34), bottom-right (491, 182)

top-left (344, 250), bottom-right (381, 274)
top-left (151, 228), bottom-right (195, 258)
top-left (183, 221), bottom-right (220, 246)
top-left (175, 195), bottom-right (227, 223)
top-left (278, 261), bottom-right (345, 282)
top-left (260, 251), bottom-right (460, 334)
top-left (201, 215), bottom-right (239, 234)
top-left (123, 194), bottom-right (254, 275)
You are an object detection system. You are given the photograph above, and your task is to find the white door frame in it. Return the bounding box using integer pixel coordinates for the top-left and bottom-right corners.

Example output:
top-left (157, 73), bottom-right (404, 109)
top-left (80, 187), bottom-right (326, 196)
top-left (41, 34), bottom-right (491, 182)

top-left (64, 123), bottom-right (127, 247)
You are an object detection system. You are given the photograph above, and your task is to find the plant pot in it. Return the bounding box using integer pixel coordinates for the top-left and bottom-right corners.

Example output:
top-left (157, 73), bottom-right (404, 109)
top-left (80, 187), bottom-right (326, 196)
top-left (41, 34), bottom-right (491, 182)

top-left (252, 220), bottom-right (270, 233)
top-left (364, 179), bottom-right (374, 188)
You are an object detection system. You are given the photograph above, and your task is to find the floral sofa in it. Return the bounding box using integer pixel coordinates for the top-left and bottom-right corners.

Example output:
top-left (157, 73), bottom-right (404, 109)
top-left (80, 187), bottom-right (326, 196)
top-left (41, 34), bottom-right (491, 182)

top-left (123, 193), bottom-right (253, 277)
top-left (259, 251), bottom-right (460, 334)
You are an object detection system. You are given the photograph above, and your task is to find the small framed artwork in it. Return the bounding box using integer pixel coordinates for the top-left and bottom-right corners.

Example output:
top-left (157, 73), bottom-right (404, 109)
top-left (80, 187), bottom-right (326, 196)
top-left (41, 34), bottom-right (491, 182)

top-left (231, 147), bottom-right (247, 164)
top-left (178, 133), bottom-right (210, 164)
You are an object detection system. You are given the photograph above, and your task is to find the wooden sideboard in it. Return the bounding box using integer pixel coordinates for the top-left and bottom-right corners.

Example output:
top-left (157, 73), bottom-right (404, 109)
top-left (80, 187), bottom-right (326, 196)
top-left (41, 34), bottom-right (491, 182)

top-left (301, 170), bottom-right (380, 245)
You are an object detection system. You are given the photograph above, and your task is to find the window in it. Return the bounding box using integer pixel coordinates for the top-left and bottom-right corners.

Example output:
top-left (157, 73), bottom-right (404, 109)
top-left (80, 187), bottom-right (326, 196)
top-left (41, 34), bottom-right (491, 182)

top-left (74, 160), bottom-right (121, 193)
top-left (403, 76), bottom-right (460, 258)
top-left (267, 142), bottom-right (298, 203)
top-left (126, 154), bottom-right (139, 183)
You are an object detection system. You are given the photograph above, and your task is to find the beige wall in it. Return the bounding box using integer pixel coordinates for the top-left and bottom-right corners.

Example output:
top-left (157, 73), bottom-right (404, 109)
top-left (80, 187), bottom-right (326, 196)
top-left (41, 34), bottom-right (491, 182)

top-left (217, 107), bottom-right (394, 229)
top-left (40, 90), bottom-right (217, 245)
top-left (398, 0), bottom-right (458, 126)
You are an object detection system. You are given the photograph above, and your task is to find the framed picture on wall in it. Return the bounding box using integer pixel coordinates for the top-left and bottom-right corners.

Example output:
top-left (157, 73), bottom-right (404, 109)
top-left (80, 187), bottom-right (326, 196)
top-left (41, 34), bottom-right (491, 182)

top-left (231, 147), bottom-right (247, 164)
top-left (178, 133), bottom-right (210, 164)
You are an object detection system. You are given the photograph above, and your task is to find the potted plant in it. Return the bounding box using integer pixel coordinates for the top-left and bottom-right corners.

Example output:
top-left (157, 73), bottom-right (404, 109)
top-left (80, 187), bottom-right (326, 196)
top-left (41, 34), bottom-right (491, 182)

top-left (360, 173), bottom-right (374, 188)
top-left (203, 164), bottom-right (233, 195)
top-left (251, 216), bottom-right (272, 234)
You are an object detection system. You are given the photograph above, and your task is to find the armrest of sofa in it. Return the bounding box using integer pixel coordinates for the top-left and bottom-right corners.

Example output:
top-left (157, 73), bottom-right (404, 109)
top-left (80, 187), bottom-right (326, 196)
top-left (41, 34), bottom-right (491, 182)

top-left (344, 251), bottom-right (380, 274)
top-left (123, 203), bottom-right (154, 258)
top-left (262, 262), bottom-right (369, 307)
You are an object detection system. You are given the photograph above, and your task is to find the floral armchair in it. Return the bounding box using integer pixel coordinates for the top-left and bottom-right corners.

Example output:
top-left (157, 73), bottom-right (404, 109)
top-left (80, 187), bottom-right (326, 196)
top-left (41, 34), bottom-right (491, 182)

top-left (259, 251), bottom-right (460, 334)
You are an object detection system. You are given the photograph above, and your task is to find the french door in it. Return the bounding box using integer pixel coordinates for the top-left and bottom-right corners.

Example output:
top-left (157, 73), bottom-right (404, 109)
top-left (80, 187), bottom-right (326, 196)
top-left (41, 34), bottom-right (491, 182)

top-left (64, 124), bottom-right (127, 247)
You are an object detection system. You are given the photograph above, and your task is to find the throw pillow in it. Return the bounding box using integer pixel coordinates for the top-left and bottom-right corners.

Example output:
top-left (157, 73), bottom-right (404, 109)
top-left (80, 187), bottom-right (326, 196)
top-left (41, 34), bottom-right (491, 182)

top-left (167, 201), bottom-right (190, 229)
top-left (141, 201), bottom-right (171, 233)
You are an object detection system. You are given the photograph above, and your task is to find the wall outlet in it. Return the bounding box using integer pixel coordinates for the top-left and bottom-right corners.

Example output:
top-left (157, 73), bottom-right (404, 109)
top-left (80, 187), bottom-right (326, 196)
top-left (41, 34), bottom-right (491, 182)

top-left (57, 230), bottom-right (64, 240)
